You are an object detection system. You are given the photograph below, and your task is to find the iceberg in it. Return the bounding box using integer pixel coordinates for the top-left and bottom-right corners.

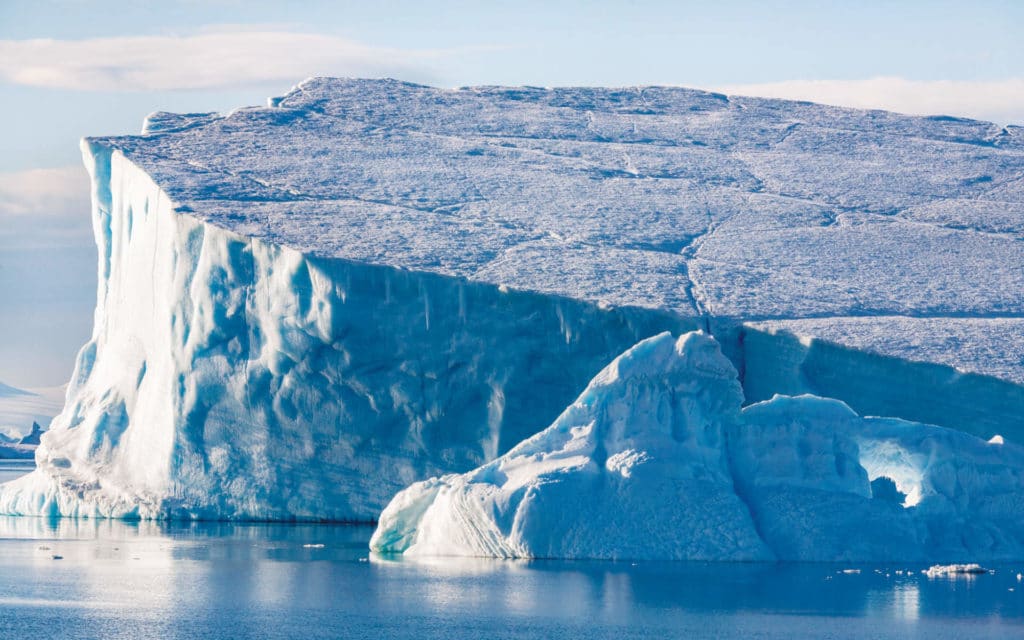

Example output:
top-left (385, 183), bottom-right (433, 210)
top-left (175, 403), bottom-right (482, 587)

top-left (372, 332), bottom-right (1024, 561)
top-left (924, 564), bottom-right (990, 578)
top-left (1, 78), bottom-right (1022, 521)
top-left (371, 332), bottom-right (771, 560)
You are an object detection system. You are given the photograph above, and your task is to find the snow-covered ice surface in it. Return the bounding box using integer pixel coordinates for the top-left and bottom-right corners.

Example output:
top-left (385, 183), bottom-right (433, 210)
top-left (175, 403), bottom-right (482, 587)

top-left (372, 332), bottom-right (1024, 561)
top-left (2, 78), bottom-right (1023, 521)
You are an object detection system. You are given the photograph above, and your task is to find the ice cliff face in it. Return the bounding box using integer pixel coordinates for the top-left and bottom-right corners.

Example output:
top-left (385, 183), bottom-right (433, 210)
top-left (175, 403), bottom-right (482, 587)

top-left (0, 149), bottom-right (690, 519)
top-left (1, 78), bottom-right (1022, 521)
top-left (372, 333), bottom-right (1024, 561)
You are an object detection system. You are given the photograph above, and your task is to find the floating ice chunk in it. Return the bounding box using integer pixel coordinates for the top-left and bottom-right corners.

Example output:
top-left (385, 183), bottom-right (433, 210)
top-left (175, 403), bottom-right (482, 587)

top-left (925, 564), bottom-right (990, 578)
top-left (373, 333), bottom-right (1024, 562)
top-left (370, 332), bottom-right (772, 561)
top-left (989, 434), bottom-right (1005, 445)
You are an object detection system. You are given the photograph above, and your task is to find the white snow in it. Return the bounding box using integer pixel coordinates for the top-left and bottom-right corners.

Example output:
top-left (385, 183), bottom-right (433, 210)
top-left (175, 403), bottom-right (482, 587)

top-left (372, 332), bottom-right (1024, 562)
top-left (2, 78), bottom-right (1023, 522)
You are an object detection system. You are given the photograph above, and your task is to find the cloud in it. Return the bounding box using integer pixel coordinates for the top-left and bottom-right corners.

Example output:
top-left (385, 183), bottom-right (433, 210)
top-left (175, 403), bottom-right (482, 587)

top-left (0, 166), bottom-right (90, 216)
top-left (0, 166), bottom-right (96, 388)
top-left (0, 166), bottom-right (92, 248)
top-left (712, 77), bottom-right (1024, 125)
top-left (0, 30), bottom-right (465, 92)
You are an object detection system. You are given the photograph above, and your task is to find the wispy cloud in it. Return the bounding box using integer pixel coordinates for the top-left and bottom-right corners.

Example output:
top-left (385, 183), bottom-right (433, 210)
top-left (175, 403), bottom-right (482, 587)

top-left (712, 77), bottom-right (1024, 125)
top-left (0, 29), bottom-right (467, 91)
top-left (0, 166), bottom-right (96, 389)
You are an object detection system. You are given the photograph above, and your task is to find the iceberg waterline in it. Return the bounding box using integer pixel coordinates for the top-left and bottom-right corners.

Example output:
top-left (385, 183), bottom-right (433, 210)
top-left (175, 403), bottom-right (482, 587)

top-left (371, 332), bottom-right (1024, 562)
top-left (1, 78), bottom-right (1022, 525)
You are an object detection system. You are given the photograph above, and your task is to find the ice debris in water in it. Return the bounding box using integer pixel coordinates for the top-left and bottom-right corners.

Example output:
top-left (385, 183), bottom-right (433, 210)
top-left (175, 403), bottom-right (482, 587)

top-left (372, 331), bottom-right (1024, 562)
top-left (925, 564), bottom-right (990, 578)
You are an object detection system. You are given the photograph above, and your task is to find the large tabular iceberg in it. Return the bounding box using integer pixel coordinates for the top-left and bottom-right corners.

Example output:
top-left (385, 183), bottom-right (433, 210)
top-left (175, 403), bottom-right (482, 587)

top-left (1, 78), bottom-right (1022, 521)
top-left (371, 332), bottom-right (1024, 561)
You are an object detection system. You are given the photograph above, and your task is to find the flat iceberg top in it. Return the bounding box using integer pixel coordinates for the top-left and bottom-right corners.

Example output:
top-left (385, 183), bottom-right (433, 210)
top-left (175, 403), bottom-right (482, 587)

top-left (750, 317), bottom-right (1024, 385)
top-left (88, 78), bottom-right (1024, 368)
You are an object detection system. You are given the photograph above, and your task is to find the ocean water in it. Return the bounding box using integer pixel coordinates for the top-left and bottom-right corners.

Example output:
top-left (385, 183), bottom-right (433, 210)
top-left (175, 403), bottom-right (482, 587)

top-left (0, 463), bottom-right (1021, 639)
top-left (0, 461), bottom-right (34, 484)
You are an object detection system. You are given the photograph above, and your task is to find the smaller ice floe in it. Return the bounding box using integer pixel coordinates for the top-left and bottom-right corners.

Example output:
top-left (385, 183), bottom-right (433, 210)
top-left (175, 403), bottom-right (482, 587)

top-left (989, 435), bottom-right (1005, 445)
top-left (925, 564), bottom-right (990, 578)
top-left (302, 544), bottom-right (325, 549)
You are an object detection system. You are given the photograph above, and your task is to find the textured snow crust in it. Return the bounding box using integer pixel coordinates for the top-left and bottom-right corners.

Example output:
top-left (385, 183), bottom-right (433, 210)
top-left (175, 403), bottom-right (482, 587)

top-left (2, 78), bottom-right (1024, 521)
top-left (105, 80), bottom-right (1024, 334)
top-left (372, 333), bottom-right (1024, 561)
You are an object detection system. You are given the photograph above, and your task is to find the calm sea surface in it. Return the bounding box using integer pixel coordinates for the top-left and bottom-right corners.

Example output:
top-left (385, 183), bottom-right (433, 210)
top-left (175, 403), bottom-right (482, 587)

top-left (0, 462), bottom-right (1021, 639)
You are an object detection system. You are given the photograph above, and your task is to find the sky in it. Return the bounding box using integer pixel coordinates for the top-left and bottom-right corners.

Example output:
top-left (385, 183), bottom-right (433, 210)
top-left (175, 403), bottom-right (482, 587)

top-left (0, 0), bottom-right (1022, 387)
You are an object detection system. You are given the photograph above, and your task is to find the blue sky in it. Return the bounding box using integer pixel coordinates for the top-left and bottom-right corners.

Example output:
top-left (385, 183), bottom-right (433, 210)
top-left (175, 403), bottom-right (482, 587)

top-left (0, 0), bottom-right (1022, 387)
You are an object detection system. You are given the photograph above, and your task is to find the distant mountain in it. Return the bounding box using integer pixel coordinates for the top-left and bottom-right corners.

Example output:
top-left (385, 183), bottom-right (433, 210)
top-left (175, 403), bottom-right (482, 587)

top-left (0, 421), bottom-right (44, 460)
top-left (0, 421), bottom-right (47, 459)
top-left (0, 381), bottom-right (64, 438)
top-left (0, 382), bottom-right (32, 398)
top-left (18, 423), bottom-right (44, 446)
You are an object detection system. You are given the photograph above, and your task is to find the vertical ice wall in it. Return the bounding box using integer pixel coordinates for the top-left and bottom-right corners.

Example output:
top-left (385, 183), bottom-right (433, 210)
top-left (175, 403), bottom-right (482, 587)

top-left (739, 327), bottom-right (1024, 441)
top-left (0, 144), bottom-right (695, 520)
